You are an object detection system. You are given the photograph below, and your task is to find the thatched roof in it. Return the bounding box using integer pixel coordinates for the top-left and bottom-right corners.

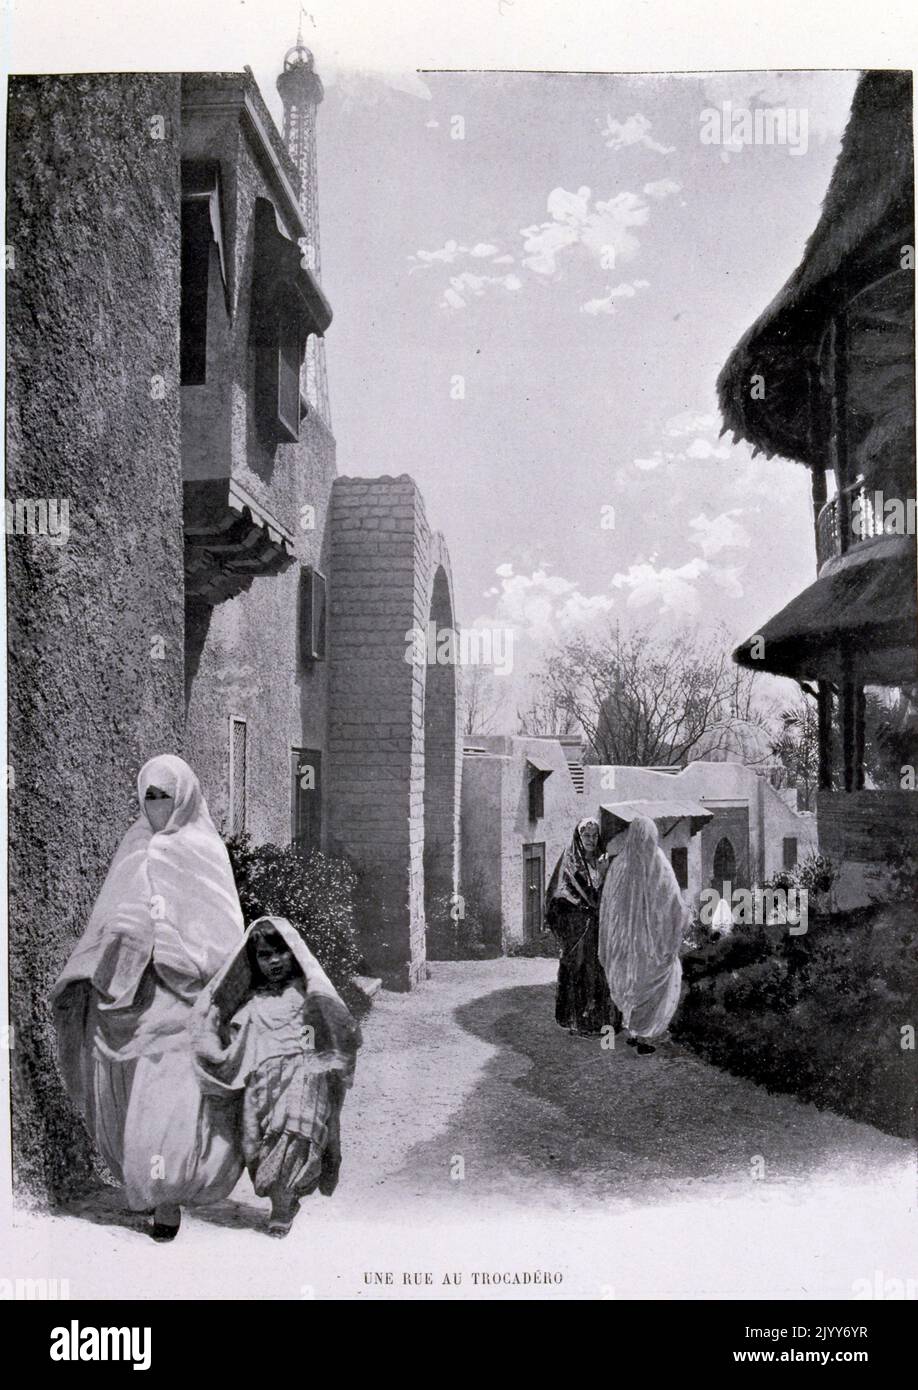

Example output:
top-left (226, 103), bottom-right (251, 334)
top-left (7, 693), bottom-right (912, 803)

top-left (717, 71), bottom-right (914, 466)
top-left (733, 535), bottom-right (918, 681)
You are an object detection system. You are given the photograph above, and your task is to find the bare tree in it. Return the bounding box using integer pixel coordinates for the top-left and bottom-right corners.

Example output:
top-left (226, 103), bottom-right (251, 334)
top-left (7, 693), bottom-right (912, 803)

top-left (537, 623), bottom-right (772, 766)
top-left (517, 673), bottom-right (580, 737)
top-left (459, 665), bottom-right (510, 736)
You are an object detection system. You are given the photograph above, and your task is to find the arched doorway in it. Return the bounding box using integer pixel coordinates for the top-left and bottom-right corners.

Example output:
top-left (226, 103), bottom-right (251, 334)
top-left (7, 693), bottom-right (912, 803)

top-left (423, 561), bottom-right (459, 955)
top-left (712, 836), bottom-right (736, 896)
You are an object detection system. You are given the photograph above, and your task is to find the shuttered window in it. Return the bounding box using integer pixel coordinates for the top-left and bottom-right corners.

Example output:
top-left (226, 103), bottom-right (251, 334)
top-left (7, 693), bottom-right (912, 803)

top-left (301, 566), bottom-right (327, 662)
top-left (277, 308), bottom-right (302, 441)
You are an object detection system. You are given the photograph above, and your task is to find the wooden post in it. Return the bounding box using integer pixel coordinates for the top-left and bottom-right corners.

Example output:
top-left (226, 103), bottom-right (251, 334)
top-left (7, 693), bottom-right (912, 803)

top-left (828, 312), bottom-right (851, 552)
top-left (810, 462), bottom-right (827, 566)
top-left (842, 673), bottom-right (857, 793)
top-left (854, 684), bottom-right (866, 791)
top-left (817, 683), bottom-right (833, 791)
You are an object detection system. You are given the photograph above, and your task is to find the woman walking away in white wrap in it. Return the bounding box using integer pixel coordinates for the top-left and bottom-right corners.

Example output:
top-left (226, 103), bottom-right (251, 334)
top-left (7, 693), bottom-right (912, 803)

top-left (598, 815), bottom-right (689, 1055)
top-left (52, 754), bottom-right (245, 1241)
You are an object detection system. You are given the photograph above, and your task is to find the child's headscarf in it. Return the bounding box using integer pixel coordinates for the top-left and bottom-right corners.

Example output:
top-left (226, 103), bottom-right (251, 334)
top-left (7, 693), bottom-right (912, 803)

top-left (194, 916), bottom-right (362, 1088)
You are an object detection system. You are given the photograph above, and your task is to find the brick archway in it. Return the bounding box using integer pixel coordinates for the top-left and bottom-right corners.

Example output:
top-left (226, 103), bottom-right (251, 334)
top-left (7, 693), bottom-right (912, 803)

top-left (422, 543), bottom-right (461, 946)
top-left (328, 476), bottom-right (460, 989)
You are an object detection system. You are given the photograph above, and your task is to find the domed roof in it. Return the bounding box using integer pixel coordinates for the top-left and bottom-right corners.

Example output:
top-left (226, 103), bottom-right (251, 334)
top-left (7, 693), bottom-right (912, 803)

top-left (690, 720), bottom-right (778, 767)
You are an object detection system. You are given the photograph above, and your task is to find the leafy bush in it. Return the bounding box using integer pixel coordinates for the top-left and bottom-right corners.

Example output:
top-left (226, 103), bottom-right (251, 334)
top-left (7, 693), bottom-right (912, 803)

top-left (674, 903), bottom-right (917, 1137)
top-left (426, 888), bottom-right (498, 960)
top-left (797, 851), bottom-right (837, 897)
top-left (224, 835), bottom-right (361, 995)
top-left (868, 840), bottom-right (918, 904)
top-left (763, 851), bottom-right (837, 905)
top-left (507, 931), bottom-right (560, 959)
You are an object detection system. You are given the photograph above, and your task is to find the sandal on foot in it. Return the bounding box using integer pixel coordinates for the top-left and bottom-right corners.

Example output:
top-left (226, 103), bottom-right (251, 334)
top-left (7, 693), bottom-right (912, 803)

top-left (149, 1208), bottom-right (181, 1242)
top-left (319, 1161), bottom-right (340, 1197)
top-left (267, 1201), bottom-right (300, 1237)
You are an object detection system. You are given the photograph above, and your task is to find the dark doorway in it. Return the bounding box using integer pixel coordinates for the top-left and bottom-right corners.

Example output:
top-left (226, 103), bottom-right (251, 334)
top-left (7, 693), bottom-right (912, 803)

top-left (291, 747), bottom-right (322, 854)
top-left (712, 836), bottom-right (736, 895)
top-left (523, 843), bottom-right (546, 939)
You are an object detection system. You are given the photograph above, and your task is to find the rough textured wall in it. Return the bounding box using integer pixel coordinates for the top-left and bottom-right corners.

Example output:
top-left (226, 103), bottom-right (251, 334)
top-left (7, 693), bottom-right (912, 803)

top-left (458, 755), bottom-right (505, 948)
top-left (327, 476), bottom-right (460, 989)
top-left (6, 75), bottom-right (185, 1200)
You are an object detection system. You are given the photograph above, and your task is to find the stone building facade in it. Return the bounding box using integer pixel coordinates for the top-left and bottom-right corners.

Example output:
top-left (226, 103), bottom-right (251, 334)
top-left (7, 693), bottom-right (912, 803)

top-left (461, 735), bottom-right (584, 950)
top-left (582, 761), bottom-right (819, 910)
top-left (5, 67), bottom-right (460, 1200)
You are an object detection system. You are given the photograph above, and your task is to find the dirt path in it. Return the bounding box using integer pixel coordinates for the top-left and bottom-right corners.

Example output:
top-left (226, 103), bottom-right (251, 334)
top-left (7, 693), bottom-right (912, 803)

top-left (9, 959), bottom-right (915, 1299)
top-left (340, 959), bottom-right (910, 1213)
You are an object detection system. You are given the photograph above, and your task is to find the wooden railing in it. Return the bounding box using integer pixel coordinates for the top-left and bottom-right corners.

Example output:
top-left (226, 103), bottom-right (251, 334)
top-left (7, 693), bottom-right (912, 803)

top-left (815, 478), bottom-right (884, 569)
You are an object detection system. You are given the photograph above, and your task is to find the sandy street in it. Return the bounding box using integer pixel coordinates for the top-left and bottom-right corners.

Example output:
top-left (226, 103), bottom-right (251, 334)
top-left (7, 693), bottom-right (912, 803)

top-left (7, 959), bottom-right (916, 1300)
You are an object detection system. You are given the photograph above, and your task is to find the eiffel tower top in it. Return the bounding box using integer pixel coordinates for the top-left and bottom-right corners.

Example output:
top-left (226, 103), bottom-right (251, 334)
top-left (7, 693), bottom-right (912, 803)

top-left (278, 40), bottom-right (324, 102)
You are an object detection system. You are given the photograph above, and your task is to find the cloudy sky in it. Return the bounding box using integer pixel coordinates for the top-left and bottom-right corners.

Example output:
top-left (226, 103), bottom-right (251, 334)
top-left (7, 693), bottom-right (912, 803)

top-left (249, 61), bottom-right (859, 684)
top-left (6, 4), bottom-right (861, 690)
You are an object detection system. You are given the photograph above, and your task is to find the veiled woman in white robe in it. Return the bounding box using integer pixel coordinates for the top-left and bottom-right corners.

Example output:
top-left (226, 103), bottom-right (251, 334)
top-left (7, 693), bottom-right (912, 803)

top-left (598, 815), bottom-right (689, 1044)
top-left (52, 755), bottom-right (245, 1229)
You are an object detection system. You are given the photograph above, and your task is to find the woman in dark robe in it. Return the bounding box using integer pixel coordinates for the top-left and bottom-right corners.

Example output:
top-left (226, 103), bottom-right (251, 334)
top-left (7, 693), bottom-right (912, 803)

top-left (545, 817), bottom-right (621, 1037)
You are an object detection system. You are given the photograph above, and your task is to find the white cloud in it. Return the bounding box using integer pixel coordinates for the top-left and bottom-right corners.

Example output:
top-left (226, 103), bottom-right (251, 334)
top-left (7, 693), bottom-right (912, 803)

top-left (689, 509), bottom-right (752, 557)
top-left (601, 112), bottom-right (675, 155)
top-left (482, 564), bottom-right (616, 645)
top-left (491, 253), bottom-right (515, 265)
top-left (710, 565), bottom-right (745, 597)
top-left (520, 185), bottom-right (649, 276)
top-left (664, 410), bottom-right (720, 437)
top-left (413, 239), bottom-right (464, 267)
top-left (470, 243), bottom-right (499, 258)
top-left (610, 554), bottom-right (746, 614)
top-left (612, 557), bottom-right (709, 615)
top-left (634, 453), bottom-right (664, 471)
top-left (440, 271), bottom-right (522, 310)
top-left (700, 71), bottom-right (857, 146)
top-left (685, 436), bottom-right (731, 460)
top-left (643, 178), bottom-right (682, 199)
top-left (581, 279), bottom-right (650, 316)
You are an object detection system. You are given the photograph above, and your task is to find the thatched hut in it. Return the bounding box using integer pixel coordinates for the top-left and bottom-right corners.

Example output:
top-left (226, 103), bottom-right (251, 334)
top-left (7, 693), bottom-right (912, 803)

top-left (717, 71), bottom-right (917, 906)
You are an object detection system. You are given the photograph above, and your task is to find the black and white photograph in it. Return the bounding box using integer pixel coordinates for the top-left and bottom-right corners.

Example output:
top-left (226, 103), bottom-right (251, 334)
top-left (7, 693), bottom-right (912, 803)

top-left (2, 0), bottom-right (916, 1334)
